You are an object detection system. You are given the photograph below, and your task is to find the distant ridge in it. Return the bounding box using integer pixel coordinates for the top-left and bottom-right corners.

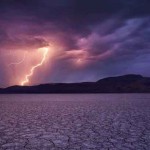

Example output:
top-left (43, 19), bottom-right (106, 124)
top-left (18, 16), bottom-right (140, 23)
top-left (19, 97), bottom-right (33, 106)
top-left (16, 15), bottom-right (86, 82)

top-left (0, 74), bottom-right (150, 93)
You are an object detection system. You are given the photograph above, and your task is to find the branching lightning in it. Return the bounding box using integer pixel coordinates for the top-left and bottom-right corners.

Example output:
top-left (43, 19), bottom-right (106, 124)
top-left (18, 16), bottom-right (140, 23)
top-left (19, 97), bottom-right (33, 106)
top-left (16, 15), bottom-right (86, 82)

top-left (21, 48), bottom-right (49, 86)
top-left (8, 52), bottom-right (27, 67)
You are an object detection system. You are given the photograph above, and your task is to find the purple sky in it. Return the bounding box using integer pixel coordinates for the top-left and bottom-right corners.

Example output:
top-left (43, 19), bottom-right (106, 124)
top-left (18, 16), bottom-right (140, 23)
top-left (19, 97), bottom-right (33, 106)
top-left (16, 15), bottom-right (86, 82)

top-left (0, 0), bottom-right (150, 87)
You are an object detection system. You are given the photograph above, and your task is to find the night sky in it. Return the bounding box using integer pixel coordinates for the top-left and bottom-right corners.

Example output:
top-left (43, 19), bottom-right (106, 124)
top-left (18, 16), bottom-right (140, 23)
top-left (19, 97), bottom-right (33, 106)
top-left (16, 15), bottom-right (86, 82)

top-left (0, 0), bottom-right (150, 87)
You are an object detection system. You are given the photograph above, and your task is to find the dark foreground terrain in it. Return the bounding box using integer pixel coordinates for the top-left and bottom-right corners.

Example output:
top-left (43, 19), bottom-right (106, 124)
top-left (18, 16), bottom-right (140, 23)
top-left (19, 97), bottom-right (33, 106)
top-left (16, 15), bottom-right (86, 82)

top-left (1, 74), bottom-right (150, 93)
top-left (0, 94), bottom-right (150, 150)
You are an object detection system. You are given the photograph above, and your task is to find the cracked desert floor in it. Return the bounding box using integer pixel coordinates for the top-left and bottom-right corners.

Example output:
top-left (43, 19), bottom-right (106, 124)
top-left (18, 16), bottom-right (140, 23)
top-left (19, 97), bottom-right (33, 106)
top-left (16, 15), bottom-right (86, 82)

top-left (0, 94), bottom-right (150, 150)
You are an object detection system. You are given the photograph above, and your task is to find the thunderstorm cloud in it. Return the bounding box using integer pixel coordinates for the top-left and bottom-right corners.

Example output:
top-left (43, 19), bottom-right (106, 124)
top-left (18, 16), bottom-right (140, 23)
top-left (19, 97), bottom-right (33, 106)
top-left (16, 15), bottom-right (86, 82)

top-left (0, 0), bottom-right (150, 87)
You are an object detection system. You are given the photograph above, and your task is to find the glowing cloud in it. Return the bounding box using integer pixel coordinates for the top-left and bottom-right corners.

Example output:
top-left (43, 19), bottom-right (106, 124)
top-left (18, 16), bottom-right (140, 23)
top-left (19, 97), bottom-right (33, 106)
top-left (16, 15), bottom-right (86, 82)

top-left (21, 47), bottom-right (49, 86)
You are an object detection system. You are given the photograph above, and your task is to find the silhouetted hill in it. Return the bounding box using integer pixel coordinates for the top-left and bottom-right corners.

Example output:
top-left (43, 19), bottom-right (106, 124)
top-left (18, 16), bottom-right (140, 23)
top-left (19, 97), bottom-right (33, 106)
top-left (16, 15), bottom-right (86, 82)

top-left (0, 74), bottom-right (150, 93)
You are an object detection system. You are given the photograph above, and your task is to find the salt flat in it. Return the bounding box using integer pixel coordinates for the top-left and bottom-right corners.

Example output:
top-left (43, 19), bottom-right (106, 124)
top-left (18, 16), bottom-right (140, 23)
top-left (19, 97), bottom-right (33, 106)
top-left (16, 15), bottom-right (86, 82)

top-left (0, 94), bottom-right (150, 150)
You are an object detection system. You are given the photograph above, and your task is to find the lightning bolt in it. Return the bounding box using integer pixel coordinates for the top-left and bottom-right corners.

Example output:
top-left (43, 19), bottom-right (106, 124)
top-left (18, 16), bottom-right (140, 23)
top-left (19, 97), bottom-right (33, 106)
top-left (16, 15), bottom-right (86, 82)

top-left (21, 48), bottom-right (49, 86)
top-left (8, 52), bottom-right (27, 67)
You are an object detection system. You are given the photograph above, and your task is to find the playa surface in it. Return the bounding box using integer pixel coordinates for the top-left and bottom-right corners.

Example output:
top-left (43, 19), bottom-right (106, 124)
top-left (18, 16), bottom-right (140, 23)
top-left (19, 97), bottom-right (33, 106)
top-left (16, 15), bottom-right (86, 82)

top-left (0, 94), bottom-right (150, 150)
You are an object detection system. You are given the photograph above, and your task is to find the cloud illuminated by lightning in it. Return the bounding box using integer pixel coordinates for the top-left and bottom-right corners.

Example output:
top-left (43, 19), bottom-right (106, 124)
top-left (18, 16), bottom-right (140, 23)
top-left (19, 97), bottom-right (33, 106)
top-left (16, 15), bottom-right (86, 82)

top-left (8, 52), bottom-right (27, 67)
top-left (21, 48), bottom-right (49, 86)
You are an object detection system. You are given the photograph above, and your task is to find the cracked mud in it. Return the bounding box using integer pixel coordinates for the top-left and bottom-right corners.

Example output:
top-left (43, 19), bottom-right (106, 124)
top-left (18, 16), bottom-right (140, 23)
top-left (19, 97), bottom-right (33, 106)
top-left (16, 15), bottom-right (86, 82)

top-left (0, 94), bottom-right (150, 150)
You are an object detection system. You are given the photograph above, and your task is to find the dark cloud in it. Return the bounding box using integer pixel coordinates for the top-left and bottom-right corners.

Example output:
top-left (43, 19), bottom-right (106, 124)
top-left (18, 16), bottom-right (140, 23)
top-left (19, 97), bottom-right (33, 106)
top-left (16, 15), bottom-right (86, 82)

top-left (0, 36), bottom-right (49, 51)
top-left (0, 0), bottom-right (150, 86)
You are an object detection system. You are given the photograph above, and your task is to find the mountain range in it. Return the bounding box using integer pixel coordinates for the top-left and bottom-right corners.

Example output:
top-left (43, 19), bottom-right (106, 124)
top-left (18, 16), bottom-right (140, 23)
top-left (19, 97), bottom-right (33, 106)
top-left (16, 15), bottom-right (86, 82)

top-left (0, 74), bottom-right (150, 93)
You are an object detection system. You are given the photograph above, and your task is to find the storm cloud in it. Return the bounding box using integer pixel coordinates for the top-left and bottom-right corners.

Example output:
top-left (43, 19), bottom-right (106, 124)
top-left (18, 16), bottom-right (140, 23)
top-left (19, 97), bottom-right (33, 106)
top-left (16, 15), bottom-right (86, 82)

top-left (0, 0), bottom-right (150, 87)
